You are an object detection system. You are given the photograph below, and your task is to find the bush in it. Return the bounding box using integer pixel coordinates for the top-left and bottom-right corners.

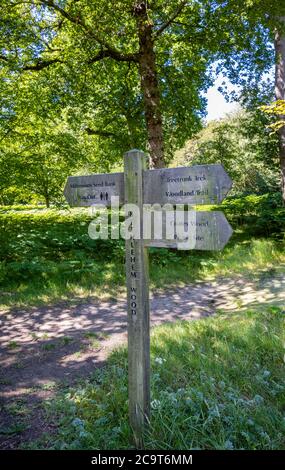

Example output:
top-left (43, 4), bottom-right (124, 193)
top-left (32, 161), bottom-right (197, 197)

top-left (0, 186), bottom-right (42, 206)
top-left (220, 193), bottom-right (285, 238)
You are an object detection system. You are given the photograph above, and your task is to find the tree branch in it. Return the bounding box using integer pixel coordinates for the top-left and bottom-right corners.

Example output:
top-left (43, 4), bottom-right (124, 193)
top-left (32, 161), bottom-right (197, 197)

top-left (0, 54), bottom-right (9, 63)
top-left (23, 58), bottom-right (62, 70)
top-left (88, 49), bottom-right (138, 64)
top-left (85, 128), bottom-right (118, 138)
top-left (39, 0), bottom-right (138, 62)
top-left (154, 1), bottom-right (188, 38)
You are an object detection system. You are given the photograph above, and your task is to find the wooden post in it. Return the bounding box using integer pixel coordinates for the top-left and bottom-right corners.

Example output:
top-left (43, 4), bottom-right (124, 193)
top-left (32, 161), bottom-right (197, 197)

top-left (64, 152), bottom-right (233, 447)
top-left (124, 149), bottom-right (150, 448)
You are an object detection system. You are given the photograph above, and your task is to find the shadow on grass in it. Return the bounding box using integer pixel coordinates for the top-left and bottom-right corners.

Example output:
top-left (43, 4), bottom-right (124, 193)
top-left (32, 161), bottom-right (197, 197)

top-left (1, 307), bottom-right (284, 450)
top-left (27, 308), bottom-right (285, 450)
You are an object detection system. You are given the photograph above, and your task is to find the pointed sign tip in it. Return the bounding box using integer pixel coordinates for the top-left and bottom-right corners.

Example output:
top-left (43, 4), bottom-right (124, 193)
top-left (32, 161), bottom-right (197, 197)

top-left (124, 149), bottom-right (144, 157)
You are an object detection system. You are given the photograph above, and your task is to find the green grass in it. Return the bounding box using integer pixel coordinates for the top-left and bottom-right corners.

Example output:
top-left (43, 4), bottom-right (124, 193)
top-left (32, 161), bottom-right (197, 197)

top-left (60, 336), bottom-right (74, 346)
top-left (0, 201), bottom-right (284, 309)
top-left (0, 423), bottom-right (28, 436)
top-left (7, 341), bottom-right (19, 349)
top-left (0, 204), bottom-right (46, 213)
top-left (5, 400), bottom-right (30, 417)
top-left (26, 307), bottom-right (285, 450)
top-left (41, 342), bottom-right (57, 352)
top-left (150, 237), bottom-right (285, 288)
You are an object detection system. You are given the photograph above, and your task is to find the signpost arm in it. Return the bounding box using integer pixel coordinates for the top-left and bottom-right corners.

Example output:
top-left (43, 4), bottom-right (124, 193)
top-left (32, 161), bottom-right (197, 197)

top-left (124, 149), bottom-right (150, 448)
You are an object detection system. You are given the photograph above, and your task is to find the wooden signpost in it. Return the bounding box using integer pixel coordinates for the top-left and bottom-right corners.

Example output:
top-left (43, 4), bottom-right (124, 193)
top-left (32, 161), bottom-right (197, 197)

top-left (64, 172), bottom-right (124, 207)
top-left (143, 164), bottom-right (232, 205)
top-left (64, 164), bottom-right (232, 207)
top-left (144, 210), bottom-right (233, 251)
top-left (64, 149), bottom-right (233, 448)
top-left (124, 150), bottom-right (151, 446)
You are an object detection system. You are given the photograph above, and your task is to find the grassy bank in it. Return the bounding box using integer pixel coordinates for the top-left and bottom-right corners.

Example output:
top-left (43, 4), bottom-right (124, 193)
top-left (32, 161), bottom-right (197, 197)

top-left (0, 194), bottom-right (285, 309)
top-left (26, 307), bottom-right (285, 450)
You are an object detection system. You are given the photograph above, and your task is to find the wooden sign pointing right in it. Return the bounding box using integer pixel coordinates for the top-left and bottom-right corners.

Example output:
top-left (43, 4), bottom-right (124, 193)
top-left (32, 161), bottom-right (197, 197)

top-left (143, 164), bottom-right (232, 205)
top-left (145, 210), bottom-right (233, 251)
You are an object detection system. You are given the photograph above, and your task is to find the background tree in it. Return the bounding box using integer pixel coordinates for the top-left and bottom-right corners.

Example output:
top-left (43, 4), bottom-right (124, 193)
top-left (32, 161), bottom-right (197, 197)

top-left (1, 0), bottom-right (212, 167)
top-left (0, 67), bottom-right (102, 206)
top-left (211, 0), bottom-right (285, 203)
top-left (174, 110), bottom-right (280, 195)
top-left (274, 17), bottom-right (285, 203)
top-left (0, 0), bottom-right (276, 168)
top-left (261, 100), bottom-right (285, 131)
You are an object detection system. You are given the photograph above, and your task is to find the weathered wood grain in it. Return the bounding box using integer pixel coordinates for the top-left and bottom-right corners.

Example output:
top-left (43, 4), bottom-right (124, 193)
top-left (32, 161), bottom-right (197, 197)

top-left (143, 164), bottom-right (232, 205)
top-left (124, 149), bottom-right (150, 448)
top-left (64, 164), bottom-right (232, 207)
top-left (63, 172), bottom-right (124, 207)
top-left (144, 210), bottom-right (233, 250)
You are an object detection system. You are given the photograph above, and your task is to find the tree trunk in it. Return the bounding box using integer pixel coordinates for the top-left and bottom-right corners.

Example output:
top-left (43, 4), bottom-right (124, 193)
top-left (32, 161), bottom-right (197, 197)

top-left (133, 1), bottom-right (165, 168)
top-left (45, 194), bottom-right (50, 208)
top-left (275, 19), bottom-right (285, 205)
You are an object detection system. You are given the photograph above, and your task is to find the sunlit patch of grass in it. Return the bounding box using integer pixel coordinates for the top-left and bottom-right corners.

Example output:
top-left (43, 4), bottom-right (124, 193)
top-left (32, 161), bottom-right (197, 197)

top-left (39, 382), bottom-right (58, 391)
top-left (27, 307), bottom-right (285, 450)
top-left (83, 331), bottom-right (109, 340)
top-left (5, 400), bottom-right (30, 417)
top-left (200, 239), bottom-right (285, 279)
top-left (87, 338), bottom-right (100, 350)
top-left (150, 238), bottom-right (285, 288)
top-left (83, 331), bottom-right (109, 350)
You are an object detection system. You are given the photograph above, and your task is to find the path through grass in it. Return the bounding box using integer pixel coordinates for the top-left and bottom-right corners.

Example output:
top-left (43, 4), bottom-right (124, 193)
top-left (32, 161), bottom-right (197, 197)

top-left (27, 307), bottom-right (285, 450)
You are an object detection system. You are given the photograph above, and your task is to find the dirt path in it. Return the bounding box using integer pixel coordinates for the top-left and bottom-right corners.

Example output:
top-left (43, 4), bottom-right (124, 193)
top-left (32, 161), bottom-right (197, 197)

top-left (0, 270), bottom-right (284, 449)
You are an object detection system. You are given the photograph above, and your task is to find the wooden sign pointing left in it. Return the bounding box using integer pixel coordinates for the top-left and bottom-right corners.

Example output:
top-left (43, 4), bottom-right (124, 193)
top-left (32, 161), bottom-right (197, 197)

top-left (64, 172), bottom-right (124, 207)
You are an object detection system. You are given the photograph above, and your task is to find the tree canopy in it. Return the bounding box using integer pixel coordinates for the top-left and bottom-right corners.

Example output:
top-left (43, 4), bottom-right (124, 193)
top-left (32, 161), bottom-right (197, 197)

top-left (1, 0), bottom-right (284, 204)
top-left (0, 1), bottom-right (278, 161)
